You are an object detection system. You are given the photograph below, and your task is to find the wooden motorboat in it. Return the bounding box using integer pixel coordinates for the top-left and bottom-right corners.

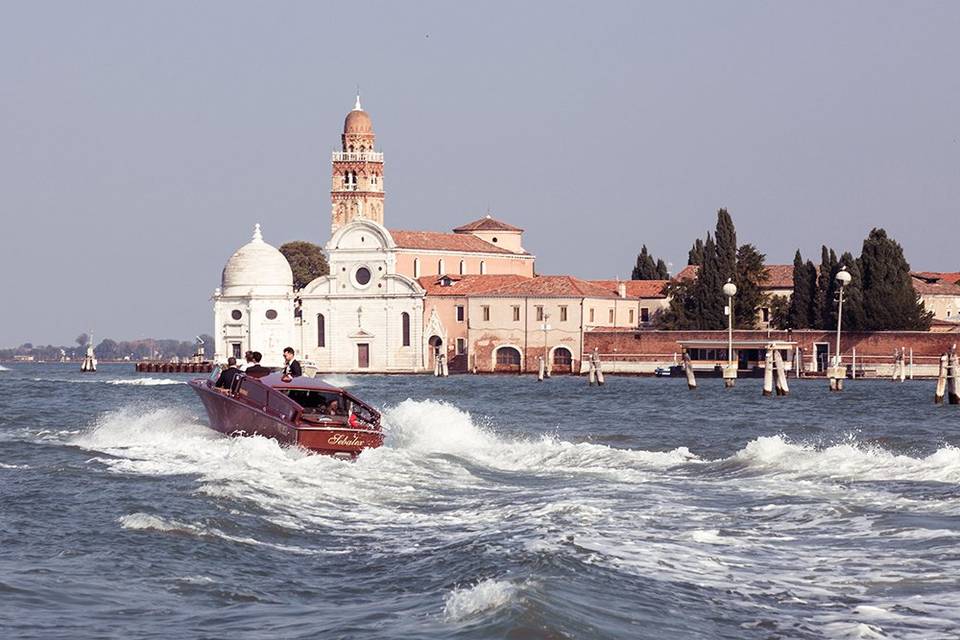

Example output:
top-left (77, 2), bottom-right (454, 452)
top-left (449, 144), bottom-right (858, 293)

top-left (189, 370), bottom-right (382, 459)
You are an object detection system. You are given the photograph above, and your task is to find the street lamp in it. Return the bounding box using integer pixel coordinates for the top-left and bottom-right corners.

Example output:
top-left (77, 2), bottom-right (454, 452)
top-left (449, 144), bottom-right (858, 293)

top-left (722, 279), bottom-right (737, 387)
top-left (831, 266), bottom-right (852, 390)
top-left (542, 312), bottom-right (551, 379)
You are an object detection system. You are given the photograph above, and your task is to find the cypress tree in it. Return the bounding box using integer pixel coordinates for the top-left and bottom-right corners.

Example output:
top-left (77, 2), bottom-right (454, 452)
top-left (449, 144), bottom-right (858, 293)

top-left (859, 228), bottom-right (932, 330)
top-left (787, 250), bottom-right (813, 328)
top-left (631, 245), bottom-right (670, 280)
top-left (715, 208), bottom-right (738, 282)
top-left (693, 233), bottom-right (725, 329)
top-left (836, 251), bottom-right (865, 331)
top-left (813, 246), bottom-right (839, 329)
top-left (688, 239), bottom-right (705, 266)
top-left (654, 259), bottom-right (669, 279)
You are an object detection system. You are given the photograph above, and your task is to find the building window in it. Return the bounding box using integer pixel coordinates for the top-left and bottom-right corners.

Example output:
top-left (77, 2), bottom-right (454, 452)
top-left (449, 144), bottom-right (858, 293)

top-left (482, 305), bottom-right (490, 321)
top-left (456, 338), bottom-right (466, 355)
top-left (401, 312), bottom-right (410, 346)
top-left (355, 266), bottom-right (371, 286)
top-left (641, 307), bottom-right (649, 323)
top-left (480, 261), bottom-right (487, 275)
top-left (496, 346), bottom-right (521, 366)
top-left (231, 343), bottom-right (242, 358)
top-left (512, 306), bottom-right (520, 322)
top-left (317, 314), bottom-right (326, 347)
top-left (559, 306), bottom-right (567, 322)
top-left (459, 260), bottom-right (466, 275)
top-left (609, 309), bottom-right (615, 323)
top-left (456, 305), bottom-right (465, 322)
top-left (553, 347), bottom-right (572, 367)
top-left (629, 309), bottom-right (635, 325)
top-left (414, 258), bottom-right (421, 278)
top-left (589, 308), bottom-right (595, 323)
top-left (438, 259), bottom-right (445, 275)
top-left (762, 308), bottom-right (770, 323)
top-left (265, 309), bottom-right (278, 320)
top-left (231, 310), bottom-right (242, 320)
top-left (536, 306), bottom-right (544, 321)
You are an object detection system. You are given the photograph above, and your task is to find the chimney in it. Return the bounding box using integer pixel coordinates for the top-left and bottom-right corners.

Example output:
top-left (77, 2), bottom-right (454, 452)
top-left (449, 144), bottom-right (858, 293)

top-left (618, 282), bottom-right (626, 298)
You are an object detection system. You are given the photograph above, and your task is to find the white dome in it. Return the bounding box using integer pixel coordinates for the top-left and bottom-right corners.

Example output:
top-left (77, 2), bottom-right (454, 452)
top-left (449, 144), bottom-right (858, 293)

top-left (220, 224), bottom-right (293, 296)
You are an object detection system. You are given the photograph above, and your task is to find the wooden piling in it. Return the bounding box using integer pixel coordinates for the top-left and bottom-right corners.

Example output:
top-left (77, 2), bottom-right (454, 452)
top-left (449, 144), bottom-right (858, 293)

top-left (774, 350), bottom-right (790, 395)
top-left (594, 351), bottom-right (605, 386)
top-left (949, 350), bottom-right (960, 405)
top-left (935, 354), bottom-right (947, 405)
top-left (537, 356), bottom-right (545, 382)
top-left (762, 349), bottom-right (774, 397)
top-left (682, 351), bottom-right (697, 390)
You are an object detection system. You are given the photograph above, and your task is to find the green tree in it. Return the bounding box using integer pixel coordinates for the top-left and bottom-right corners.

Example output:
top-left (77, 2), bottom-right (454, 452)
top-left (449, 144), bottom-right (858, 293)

top-left (75, 333), bottom-right (89, 347)
top-left (691, 233), bottom-right (725, 329)
top-left (94, 339), bottom-right (119, 360)
top-left (786, 251), bottom-right (817, 329)
top-left (631, 245), bottom-right (670, 280)
top-left (769, 295), bottom-right (791, 330)
top-left (813, 246), bottom-right (838, 328)
top-left (733, 244), bottom-right (768, 329)
top-left (835, 252), bottom-right (865, 331)
top-left (715, 208), bottom-right (737, 282)
top-left (279, 241), bottom-right (330, 290)
top-left (859, 228), bottom-right (932, 330)
top-left (656, 279), bottom-right (695, 329)
top-left (688, 238), bottom-right (705, 266)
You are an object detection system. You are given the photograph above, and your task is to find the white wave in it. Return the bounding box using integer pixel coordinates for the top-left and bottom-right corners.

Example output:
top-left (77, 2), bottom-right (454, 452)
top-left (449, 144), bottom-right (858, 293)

top-left (734, 434), bottom-right (960, 483)
top-left (443, 578), bottom-right (517, 621)
top-left (105, 377), bottom-right (184, 386)
top-left (0, 462), bottom-right (30, 469)
top-left (321, 374), bottom-right (354, 388)
top-left (0, 364), bottom-right (10, 371)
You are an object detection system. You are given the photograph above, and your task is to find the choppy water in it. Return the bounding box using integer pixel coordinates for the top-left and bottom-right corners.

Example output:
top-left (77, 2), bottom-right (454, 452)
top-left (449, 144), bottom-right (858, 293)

top-left (2, 363), bottom-right (960, 639)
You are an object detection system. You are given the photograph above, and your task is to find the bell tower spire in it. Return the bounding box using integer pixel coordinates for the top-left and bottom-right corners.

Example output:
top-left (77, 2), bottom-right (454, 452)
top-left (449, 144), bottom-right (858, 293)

top-left (331, 95), bottom-right (384, 235)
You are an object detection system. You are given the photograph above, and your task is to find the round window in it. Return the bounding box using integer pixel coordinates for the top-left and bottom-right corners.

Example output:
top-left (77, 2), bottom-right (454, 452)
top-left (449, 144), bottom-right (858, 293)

top-left (355, 266), bottom-right (371, 286)
top-left (265, 309), bottom-right (278, 320)
top-left (231, 310), bottom-right (242, 320)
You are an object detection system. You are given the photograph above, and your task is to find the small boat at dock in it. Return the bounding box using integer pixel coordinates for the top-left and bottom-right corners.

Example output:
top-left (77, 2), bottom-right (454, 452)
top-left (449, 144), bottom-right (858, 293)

top-left (189, 370), bottom-right (383, 459)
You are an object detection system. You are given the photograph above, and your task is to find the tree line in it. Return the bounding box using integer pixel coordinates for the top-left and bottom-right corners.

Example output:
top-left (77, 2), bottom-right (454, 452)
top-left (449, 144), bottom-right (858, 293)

top-left (0, 333), bottom-right (216, 362)
top-left (633, 209), bottom-right (932, 331)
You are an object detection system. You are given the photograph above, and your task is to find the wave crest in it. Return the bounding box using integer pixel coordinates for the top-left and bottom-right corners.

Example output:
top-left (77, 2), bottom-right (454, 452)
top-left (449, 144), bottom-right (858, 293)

top-left (443, 578), bottom-right (517, 621)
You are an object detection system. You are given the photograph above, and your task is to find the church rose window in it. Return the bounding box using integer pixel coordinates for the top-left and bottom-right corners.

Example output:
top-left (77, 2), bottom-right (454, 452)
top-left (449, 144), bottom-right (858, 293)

top-left (231, 310), bottom-right (242, 320)
top-left (265, 309), bottom-right (278, 320)
top-left (355, 267), bottom-right (371, 286)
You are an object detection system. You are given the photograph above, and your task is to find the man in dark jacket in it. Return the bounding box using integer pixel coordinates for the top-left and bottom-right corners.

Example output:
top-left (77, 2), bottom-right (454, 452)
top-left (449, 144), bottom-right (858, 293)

top-left (282, 347), bottom-right (302, 380)
top-left (245, 351), bottom-right (272, 379)
top-left (215, 357), bottom-right (241, 389)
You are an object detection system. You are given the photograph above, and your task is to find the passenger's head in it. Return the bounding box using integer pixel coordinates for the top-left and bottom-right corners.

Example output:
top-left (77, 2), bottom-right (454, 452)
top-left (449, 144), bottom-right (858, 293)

top-left (227, 356), bottom-right (237, 367)
top-left (252, 351), bottom-right (263, 363)
top-left (326, 399), bottom-right (339, 414)
top-left (283, 347), bottom-right (295, 362)
top-left (244, 350), bottom-right (254, 363)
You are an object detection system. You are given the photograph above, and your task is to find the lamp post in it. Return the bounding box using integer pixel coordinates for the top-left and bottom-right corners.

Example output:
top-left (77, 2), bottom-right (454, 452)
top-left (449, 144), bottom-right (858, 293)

top-left (722, 279), bottom-right (738, 388)
top-left (830, 266), bottom-right (852, 391)
top-left (542, 312), bottom-right (551, 379)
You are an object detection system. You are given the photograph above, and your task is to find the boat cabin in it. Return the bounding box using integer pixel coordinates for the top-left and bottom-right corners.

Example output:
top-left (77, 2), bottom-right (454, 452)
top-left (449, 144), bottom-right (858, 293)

top-left (677, 339), bottom-right (798, 375)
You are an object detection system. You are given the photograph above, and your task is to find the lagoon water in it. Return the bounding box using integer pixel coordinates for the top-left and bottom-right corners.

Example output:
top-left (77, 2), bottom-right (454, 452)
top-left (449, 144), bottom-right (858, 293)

top-left (2, 363), bottom-right (960, 639)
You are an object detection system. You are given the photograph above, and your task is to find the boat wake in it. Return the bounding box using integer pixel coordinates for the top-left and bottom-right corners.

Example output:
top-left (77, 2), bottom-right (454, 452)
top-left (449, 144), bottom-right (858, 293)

top-left (443, 578), bottom-right (518, 622)
top-left (0, 364), bottom-right (10, 372)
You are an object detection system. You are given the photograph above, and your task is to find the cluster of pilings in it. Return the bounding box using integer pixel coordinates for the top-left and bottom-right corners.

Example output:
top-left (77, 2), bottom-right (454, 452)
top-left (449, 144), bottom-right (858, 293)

top-left (587, 350), bottom-right (605, 386)
top-left (935, 346), bottom-right (960, 405)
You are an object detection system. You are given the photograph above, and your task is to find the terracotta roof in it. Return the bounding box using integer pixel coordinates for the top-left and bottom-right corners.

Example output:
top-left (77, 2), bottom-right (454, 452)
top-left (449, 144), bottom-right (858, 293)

top-left (911, 274), bottom-right (960, 296)
top-left (417, 274), bottom-right (528, 296)
top-left (913, 272), bottom-right (960, 286)
top-left (673, 264), bottom-right (794, 289)
top-left (453, 215), bottom-right (523, 233)
top-left (588, 280), bottom-right (669, 298)
top-left (389, 229), bottom-right (522, 255)
top-left (474, 275), bottom-right (619, 299)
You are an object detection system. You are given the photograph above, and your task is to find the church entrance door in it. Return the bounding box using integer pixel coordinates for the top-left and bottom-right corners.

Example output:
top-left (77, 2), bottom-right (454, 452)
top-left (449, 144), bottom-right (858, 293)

top-left (358, 343), bottom-right (370, 368)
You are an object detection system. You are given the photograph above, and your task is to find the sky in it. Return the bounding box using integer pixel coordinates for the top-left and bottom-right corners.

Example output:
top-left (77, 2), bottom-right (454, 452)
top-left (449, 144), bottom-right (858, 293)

top-left (1, 1), bottom-right (958, 346)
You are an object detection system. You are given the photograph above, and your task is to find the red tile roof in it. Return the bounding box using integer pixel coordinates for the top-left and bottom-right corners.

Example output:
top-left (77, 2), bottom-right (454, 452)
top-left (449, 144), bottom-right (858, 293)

top-left (475, 275), bottom-right (619, 299)
top-left (389, 229), bottom-right (521, 255)
top-left (674, 265), bottom-right (699, 281)
top-left (911, 274), bottom-right (960, 296)
top-left (417, 274), bottom-right (529, 296)
top-left (913, 272), bottom-right (960, 286)
top-left (453, 215), bottom-right (523, 233)
top-left (588, 280), bottom-right (669, 298)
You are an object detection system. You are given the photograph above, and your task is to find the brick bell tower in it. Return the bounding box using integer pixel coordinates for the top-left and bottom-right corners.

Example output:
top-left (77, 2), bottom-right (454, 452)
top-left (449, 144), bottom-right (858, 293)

top-left (331, 95), bottom-right (384, 235)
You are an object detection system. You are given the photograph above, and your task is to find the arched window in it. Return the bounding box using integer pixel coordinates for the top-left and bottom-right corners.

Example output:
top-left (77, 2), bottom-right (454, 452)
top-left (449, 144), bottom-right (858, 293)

top-left (553, 347), bottom-right (572, 367)
top-left (480, 260), bottom-right (487, 275)
top-left (438, 259), bottom-right (445, 275)
top-left (317, 313), bottom-right (326, 347)
top-left (496, 346), bottom-right (522, 370)
top-left (401, 312), bottom-right (411, 347)
top-left (459, 260), bottom-right (466, 275)
top-left (413, 258), bottom-right (421, 278)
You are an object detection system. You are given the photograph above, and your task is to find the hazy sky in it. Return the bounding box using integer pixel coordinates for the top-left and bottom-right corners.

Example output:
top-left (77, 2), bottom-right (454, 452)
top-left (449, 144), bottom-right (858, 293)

top-left (2, 1), bottom-right (958, 346)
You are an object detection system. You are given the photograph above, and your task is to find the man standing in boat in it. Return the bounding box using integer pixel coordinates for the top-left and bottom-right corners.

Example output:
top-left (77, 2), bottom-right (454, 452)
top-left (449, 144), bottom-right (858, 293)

top-left (215, 357), bottom-right (241, 389)
top-left (281, 347), bottom-right (302, 380)
top-left (245, 351), bottom-right (272, 378)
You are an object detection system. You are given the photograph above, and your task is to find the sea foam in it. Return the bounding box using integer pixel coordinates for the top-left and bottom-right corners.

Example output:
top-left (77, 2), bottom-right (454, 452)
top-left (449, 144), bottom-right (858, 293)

top-left (443, 578), bottom-right (517, 621)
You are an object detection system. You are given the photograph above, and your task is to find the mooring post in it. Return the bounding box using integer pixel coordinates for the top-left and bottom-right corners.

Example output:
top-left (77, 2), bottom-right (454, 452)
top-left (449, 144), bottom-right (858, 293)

top-left (588, 354), bottom-right (596, 386)
top-left (949, 346), bottom-right (960, 405)
top-left (594, 349), bottom-right (605, 386)
top-left (537, 356), bottom-right (545, 382)
top-left (935, 353), bottom-right (947, 405)
top-left (763, 348), bottom-right (774, 397)
top-left (851, 347), bottom-right (857, 380)
top-left (683, 351), bottom-right (697, 390)
top-left (909, 348), bottom-right (914, 380)
top-left (441, 353), bottom-right (449, 377)
top-left (774, 350), bottom-right (790, 395)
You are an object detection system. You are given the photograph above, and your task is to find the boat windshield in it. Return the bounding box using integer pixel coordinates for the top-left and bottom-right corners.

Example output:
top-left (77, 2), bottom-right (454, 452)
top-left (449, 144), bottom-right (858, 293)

top-left (281, 389), bottom-right (347, 416)
top-left (208, 366), bottom-right (222, 383)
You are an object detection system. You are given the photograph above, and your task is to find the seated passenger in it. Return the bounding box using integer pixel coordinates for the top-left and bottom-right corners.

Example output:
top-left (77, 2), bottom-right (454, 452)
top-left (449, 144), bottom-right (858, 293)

top-left (325, 399), bottom-right (341, 416)
top-left (215, 357), bottom-right (241, 389)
